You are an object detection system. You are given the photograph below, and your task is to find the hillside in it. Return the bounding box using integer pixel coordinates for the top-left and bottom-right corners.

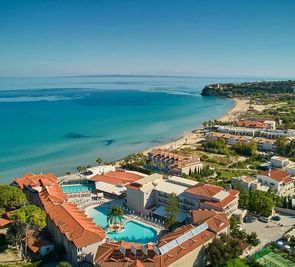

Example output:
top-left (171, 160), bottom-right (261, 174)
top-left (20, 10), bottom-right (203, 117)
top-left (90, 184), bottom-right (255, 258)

top-left (201, 80), bottom-right (295, 97)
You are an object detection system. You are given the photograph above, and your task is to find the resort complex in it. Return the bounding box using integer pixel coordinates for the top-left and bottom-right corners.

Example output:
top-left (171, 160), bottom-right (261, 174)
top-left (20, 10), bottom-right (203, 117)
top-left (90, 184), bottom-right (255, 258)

top-left (9, 170), bottom-right (237, 267)
top-left (1, 81), bottom-right (295, 267)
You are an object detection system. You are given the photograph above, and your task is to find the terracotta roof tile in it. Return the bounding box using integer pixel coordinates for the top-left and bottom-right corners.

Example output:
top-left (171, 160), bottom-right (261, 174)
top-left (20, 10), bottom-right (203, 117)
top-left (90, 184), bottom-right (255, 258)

top-left (16, 173), bottom-right (105, 248)
top-left (40, 198), bottom-right (105, 248)
top-left (185, 183), bottom-right (223, 198)
top-left (94, 228), bottom-right (215, 267)
top-left (259, 169), bottom-right (293, 183)
top-left (0, 218), bottom-right (12, 228)
top-left (27, 231), bottom-right (52, 254)
top-left (236, 120), bottom-right (266, 128)
top-left (14, 173), bottom-right (57, 189)
top-left (90, 171), bottom-right (143, 185)
top-left (191, 210), bottom-right (229, 234)
top-left (148, 149), bottom-right (201, 168)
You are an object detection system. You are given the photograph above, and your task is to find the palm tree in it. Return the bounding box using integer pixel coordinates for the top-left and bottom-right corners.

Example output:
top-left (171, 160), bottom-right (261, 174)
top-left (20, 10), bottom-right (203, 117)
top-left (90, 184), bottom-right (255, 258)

top-left (96, 157), bottom-right (104, 165)
top-left (96, 157), bottom-right (108, 165)
top-left (76, 165), bottom-right (87, 172)
top-left (107, 205), bottom-right (124, 225)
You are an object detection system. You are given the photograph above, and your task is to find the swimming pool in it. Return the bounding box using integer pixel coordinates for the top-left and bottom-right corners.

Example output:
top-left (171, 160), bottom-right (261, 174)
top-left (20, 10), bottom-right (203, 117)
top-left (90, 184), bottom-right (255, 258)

top-left (61, 183), bottom-right (95, 193)
top-left (107, 221), bottom-right (158, 244)
top-left (86, 205), bottom-right (111, 228)
top-left (86, 205), bottom-right (158, 243)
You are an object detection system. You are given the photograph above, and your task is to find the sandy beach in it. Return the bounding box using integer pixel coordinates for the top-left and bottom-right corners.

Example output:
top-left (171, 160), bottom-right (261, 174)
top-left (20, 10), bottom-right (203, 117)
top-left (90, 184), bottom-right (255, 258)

top-left (218, 98), bottom-right (250, 122)
top-left (142, 98), bottom-right (251, 154)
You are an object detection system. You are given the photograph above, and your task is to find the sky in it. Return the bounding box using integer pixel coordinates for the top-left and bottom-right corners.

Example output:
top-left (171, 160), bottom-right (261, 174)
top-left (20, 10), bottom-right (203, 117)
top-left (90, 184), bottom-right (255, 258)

top-left (0, 0), bottom-right (294, 78)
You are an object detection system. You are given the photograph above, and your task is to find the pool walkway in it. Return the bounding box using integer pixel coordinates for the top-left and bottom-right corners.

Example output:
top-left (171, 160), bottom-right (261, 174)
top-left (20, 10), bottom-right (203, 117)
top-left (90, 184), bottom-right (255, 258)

top-left (124, 214), bottom-right (165, 232)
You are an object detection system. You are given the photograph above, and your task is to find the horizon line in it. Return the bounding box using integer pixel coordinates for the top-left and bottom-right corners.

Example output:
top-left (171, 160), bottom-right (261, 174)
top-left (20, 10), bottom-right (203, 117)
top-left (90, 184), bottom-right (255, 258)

top-left (0, 73), bottom-right (294, 80)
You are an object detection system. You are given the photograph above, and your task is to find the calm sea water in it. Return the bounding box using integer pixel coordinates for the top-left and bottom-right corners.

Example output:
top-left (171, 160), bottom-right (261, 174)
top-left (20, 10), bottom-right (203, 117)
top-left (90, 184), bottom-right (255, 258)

top-left (0, 76), bottom-right (258, 182)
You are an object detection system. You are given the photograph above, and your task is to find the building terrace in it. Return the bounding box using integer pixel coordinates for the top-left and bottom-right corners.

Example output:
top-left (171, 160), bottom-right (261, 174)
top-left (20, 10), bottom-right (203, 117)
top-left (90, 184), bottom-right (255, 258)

top-left (147, 149), bottom-right (203, 175)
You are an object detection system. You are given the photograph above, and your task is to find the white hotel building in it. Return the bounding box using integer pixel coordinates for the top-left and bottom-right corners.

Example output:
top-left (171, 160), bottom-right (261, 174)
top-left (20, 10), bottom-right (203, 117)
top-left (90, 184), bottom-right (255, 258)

top-left (126, 174), bottom-right (239, 220)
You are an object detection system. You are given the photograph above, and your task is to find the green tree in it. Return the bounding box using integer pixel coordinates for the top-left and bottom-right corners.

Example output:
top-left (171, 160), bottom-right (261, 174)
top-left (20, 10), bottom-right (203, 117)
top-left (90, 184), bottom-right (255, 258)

top-left (0, 185), bottom-right (27, 211)
top-left (0, 208), bottom-right (5, 217)
top-left (107, 205), bottom-right (124, 225)
top-left (248, 190), bottom-right (274, 217)
top-left (206, 235), bottom-right (242, 267)
top-left (203, 138), bottom-right (231, 155)
top-left (96, 157), bottom-right (107, 165)
top-left (275, 136), bottom-right (288, 156)
top-left (57, 261), bottom-right (72, 267)
top-left (76, 165), bottom-right (87, 172)
top-left (165, 193), bottom-right (179, 231)
top-left (238, 188), bottom-right (250, 210)
top-left (246, 232), bottom-right (260, 247)
top-left (224, 258), bottom-right (249, 267)
top-left (233, 141), bottom-right (257, 156)
top-left (202, 121), bottom-right (208, 127)
top-left (229, 214), bottom-right (239, 231)
top-left (12, 204), bottom-right (46, 256)
top-left (122, 153), bottom-right (147, 168)
top-left (6, 222), bottom-right (25, 248)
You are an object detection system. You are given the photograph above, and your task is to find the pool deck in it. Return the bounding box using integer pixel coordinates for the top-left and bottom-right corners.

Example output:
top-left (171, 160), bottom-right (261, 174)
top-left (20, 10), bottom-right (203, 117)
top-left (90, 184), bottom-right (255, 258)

top-left (84, 201), bottom-right (164, 234)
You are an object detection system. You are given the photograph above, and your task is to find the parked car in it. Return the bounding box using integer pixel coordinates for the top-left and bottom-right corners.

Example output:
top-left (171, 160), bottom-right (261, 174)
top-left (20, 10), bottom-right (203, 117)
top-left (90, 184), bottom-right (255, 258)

top-left (272, 215), bottom-right (281, 221)
top-left (243, 214), bottom-right (256, 223)
top-left (258, 216), bottom-right (270, 223)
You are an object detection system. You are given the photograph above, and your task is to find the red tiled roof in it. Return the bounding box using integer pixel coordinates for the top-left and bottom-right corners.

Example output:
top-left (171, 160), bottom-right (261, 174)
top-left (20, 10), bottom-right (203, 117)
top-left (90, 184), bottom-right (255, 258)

top-left (185, 183), bottom-right (223, 198)
top-left (200, 192), bottom-right (238, 209)
top-left (236, 120), bottom-right (266, 128)
top-left (95, 242), bottom-right (155, 267)
top-left (94, 227), bottom-right (215, 267)
top-left (259, 169), bottom-right (293, 183)
top-left (190, 210), bottom-right (218, 224)
top-left (39, 188), bottom-right (105, 248)
top-left (148, 149), bottom-right (201, 168)
top-left (90, 171), bottom-right (143, 185)
top-left (156, 229), bottom-right (215, 267)
top-left (16, 172), bottom-right (105, 248)
top-left (14, 173), bottom-right (57, 189)
top-left (191, 210), bottom-right (229, 234)
top-left (0, 218), bottom-right (12, 228)
top-left (27, 230), bottom-right (52, 254)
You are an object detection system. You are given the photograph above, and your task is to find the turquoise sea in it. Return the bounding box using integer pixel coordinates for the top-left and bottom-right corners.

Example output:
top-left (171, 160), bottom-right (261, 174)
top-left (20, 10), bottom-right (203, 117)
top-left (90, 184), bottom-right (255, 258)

top-left (0, 76), bottom-right (257, 182)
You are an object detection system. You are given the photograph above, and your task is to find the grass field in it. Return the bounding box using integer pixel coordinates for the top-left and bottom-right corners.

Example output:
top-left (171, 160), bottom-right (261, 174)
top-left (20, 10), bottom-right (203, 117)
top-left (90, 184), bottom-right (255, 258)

top-left (256, 252), bottom-right (295, 267)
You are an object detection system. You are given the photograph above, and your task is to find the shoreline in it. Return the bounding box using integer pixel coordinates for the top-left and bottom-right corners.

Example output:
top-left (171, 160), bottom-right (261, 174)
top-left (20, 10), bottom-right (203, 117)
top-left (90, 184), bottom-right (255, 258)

top-left (141, 97), bottom-right (250, 154)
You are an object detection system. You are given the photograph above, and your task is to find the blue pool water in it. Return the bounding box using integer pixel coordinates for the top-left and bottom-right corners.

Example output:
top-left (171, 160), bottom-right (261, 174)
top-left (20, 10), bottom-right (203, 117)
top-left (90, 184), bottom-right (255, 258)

top-left (61, 183), bottom-right (95, 193)
top-left (107, 221), bottom-right (158, 244)
top-left (86, 205), bottom-right (110, 228)
top-left (86, 205), bottom-right (157, 243)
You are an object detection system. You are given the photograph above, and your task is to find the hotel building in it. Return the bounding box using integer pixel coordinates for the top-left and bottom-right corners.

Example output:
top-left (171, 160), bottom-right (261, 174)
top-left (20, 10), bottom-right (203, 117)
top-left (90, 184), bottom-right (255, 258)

top-left (127, 174), bottom-right (239, 219)
top-left (13, 172), bottom-right (237, 267)
top-left (147, 149), bottom-right (203, 175)
top-left (14, 173), bottom-right (105, 266)
top-left (236, 118), bottom-right (276, 129)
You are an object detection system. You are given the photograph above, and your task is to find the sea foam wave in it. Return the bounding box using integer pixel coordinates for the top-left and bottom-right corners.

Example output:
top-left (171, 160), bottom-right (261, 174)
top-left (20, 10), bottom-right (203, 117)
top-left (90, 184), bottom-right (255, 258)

top-left (0, 95), bottom-right (79, 102)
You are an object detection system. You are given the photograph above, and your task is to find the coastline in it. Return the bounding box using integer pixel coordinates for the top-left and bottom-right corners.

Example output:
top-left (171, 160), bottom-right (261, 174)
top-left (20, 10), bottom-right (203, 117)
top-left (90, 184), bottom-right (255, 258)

top-left (141, 97), bottom-right (250, 154)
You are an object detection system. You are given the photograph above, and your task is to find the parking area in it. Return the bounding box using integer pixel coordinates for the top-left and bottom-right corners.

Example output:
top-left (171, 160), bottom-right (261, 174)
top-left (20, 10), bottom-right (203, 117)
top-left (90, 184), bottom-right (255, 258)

top-left (241, 214), bottom-right (295, 247)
